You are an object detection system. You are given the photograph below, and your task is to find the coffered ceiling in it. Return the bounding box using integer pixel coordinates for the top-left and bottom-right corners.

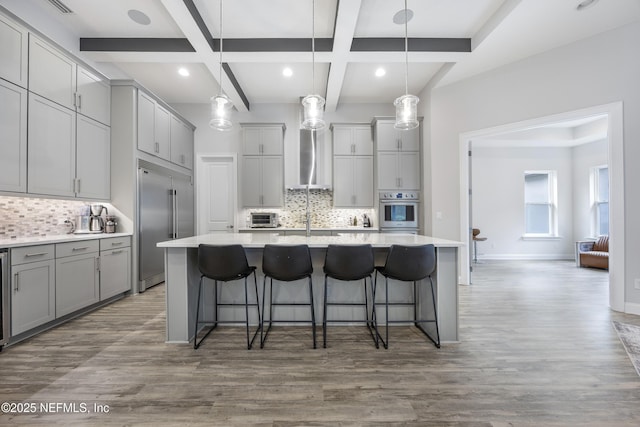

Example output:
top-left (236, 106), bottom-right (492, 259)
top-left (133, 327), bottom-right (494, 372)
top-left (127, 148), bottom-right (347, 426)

top-left (3, 0), bottom-right (639, 112)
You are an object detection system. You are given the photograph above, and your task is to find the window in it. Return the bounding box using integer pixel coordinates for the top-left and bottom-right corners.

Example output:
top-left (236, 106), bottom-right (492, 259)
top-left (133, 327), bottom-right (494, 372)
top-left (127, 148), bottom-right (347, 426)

top-left (524, 171), bottom-right (557, 236)
top-left (594, 166), bottom-right (609, 236)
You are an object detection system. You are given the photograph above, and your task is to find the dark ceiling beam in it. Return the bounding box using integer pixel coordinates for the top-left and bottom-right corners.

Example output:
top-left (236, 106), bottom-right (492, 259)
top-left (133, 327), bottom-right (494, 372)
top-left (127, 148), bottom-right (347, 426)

top-left (222, 63), bottom-right (249, 112)
top-left (80, 38), bottom-right (195, 52)
top-left (80, 37), bottom-right (471, 53)
top-left (351, 37), bottom-right (471, 52)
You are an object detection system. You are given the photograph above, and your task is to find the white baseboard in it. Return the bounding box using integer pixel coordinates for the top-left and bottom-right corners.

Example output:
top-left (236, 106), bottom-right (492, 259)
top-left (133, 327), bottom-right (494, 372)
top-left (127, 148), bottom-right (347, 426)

top-left (624, 302), bottom-right (640, 316)
top-left (478, 254), bottom-right (574, 261)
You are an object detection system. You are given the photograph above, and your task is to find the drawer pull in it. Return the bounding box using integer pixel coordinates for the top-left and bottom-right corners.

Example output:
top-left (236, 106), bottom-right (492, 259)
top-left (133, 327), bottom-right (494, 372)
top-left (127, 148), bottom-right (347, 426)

top-left (111, 242), bottom-right (124, 246)
top-left (14, 273), bottom-right (19, 292)
top-left (72, 246), bottom-right (90, 251)
top-left (111, 250), bottom-right (123, 255)
top-left (24, 252), bottom-right (48, 257)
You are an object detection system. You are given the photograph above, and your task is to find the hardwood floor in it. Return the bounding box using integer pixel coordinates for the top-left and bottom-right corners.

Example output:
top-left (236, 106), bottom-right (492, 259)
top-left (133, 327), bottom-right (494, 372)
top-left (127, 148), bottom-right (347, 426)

top-left (2, 260), bottom-right (640, 425)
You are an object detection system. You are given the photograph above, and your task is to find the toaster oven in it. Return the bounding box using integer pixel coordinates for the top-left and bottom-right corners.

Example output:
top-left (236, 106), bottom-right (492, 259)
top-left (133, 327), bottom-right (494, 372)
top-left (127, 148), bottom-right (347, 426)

top-left (250, 212), bottom-right (278, 228)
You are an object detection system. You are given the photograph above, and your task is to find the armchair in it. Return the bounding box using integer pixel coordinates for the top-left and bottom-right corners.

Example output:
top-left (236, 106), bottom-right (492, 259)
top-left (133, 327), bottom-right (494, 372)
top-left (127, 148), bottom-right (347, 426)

top-left (578, 235), bottom-right (609, 270)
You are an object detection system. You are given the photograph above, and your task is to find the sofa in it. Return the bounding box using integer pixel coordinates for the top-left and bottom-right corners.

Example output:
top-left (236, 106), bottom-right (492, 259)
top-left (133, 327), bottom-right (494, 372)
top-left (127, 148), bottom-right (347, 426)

top-left (578, 235), bottom-right (609, 270)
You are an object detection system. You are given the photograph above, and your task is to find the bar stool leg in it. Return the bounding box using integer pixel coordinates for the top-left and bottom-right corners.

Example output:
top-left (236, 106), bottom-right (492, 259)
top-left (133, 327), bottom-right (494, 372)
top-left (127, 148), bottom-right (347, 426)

top-left (244, 276), bottom-right (251, 349)
top-left (308, 276), bottom-right (316, 349)
top-left (323, 275), bottom-right (328, 348)
top-left (194, 276), bottom-right (203, 349)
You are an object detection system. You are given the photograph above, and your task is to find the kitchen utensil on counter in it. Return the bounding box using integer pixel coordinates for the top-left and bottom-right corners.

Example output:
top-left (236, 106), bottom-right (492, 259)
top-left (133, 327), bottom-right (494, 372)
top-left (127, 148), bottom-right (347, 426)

top-left (105, 215), bottom-right (117, 233)
top-left (88, 204), bottom-right (108, 232)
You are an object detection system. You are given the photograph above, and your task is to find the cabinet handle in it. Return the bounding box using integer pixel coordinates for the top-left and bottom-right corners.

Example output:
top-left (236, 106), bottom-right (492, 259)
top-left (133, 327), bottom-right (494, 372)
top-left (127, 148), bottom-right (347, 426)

top-left (73, 92), bottom-right (78, 108)
top-left (399, 177), bottom-right (403, 188)
top-left (181, 154), bottom-right (185, 164)
top-left (399, 139), bottom-right (402, 150)
top-left (96, 257), bottom-right (101, 271)
top-left (75, 178), bottom-right (81, 194)
top-left (259, 195), bottom-right (264, 205)
top-left (72, 246), bottom-right (89, 252)
top-left (110, 250), bottom-right (123, 255)
top-left (351, 144), bottom-right (355, 154)
top-left (14, 273), bottom-right (19, 292)
top-left (77, 93), bottom-right (82, 109)
top-left (111, 242), bottom-right (124, 247)
top-left (24, 252), bottom-right (48, 257)
top-left (260, 143), bottom-right (264, 154)
top-left (352, 195), bottom-right (356, 205)
top-left (155, 142), bottom-right (160, 153)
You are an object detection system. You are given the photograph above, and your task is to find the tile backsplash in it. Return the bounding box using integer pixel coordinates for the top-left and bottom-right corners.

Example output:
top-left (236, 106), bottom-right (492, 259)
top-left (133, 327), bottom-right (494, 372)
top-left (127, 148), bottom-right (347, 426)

top-left (243, 189), bottom-right (376, 228)
top-left (0, 195), bottom-right (92, 239)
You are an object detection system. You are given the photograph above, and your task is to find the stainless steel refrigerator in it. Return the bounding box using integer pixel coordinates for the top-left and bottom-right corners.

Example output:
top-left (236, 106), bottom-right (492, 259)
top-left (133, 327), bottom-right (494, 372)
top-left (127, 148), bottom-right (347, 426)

top-left (138, 165), bottom-right (194, 292)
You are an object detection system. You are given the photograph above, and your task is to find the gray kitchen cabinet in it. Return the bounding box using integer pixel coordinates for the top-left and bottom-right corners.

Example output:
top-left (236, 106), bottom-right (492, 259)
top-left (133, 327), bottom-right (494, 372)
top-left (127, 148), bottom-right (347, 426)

top-left (27, 93), bottom-right (76, 197)
top-left (333, 156), bottom-right (373, 207)
top-left (241, 123), bottom-right (285, 207)
top-left (332, 124), bottom-right (373, 156)
top-left (137, 90), bottom-right (171, 161)
top-left (76, 66), bottom-right (111, 125)
top-left (55, 241), bottom-right (100, 318)
top-left (170, 115), bottom-right (194, 169)
top-left (374, 120), bottom-right (419, 152)
top-left (99, 237), bottom-right (131, 300)
top-left (0, 79), bottom-right (27, 193)
top-left (242, 155), bottom-right (284, 207)
top-left (0, 13), bottom-right (28, 88)
top-left (332, 124), bottom-right (374, 207)
top-left (377, 151), bottom-right (421, 190)
top-left (76, 115), bottom-right (111, 199)
top-left (242, 123), bottom-right (285, 155)
top-left (28, 34), bottom-right (76, 110)
top-left (28, 93), bottom-right (110, 199)
top-left (29, 35), bottom-right (110, 125)
top-left (10, 245), bottom-right (56, 336)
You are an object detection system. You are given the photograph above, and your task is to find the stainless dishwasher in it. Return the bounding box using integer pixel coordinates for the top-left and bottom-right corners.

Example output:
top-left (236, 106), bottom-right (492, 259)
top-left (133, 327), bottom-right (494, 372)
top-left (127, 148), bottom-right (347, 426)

top-left (0, 249), bottom-right (8, 349)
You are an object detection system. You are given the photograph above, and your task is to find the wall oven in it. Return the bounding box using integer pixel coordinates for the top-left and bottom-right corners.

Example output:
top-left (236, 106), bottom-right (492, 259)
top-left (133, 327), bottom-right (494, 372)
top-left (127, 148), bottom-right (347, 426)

top-left (379, 192), bottom-right (419, 232)
top-left (0, 249), bottom-right (8, 348)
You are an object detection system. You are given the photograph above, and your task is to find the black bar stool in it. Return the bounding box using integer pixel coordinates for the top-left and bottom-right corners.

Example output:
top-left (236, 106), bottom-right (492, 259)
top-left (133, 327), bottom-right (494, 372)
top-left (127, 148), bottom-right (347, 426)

top-left (194, 244), bottom-right (261, 350)
top-left (322, 244), bottom-right (377, 348)
top-left (373, 244), bottom-right (440, 349)
top-left (261, 244), bottom-right (316, 349)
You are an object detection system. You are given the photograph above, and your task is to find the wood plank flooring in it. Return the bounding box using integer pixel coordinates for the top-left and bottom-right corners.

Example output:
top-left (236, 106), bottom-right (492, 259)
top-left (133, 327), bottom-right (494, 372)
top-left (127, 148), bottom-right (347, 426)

top-left (2, 260), bottom-right (640, 425)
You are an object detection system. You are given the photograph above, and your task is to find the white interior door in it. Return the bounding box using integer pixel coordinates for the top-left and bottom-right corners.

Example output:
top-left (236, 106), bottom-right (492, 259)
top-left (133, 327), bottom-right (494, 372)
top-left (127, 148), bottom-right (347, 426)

top-left (197, 154), bottom-right (236, 234)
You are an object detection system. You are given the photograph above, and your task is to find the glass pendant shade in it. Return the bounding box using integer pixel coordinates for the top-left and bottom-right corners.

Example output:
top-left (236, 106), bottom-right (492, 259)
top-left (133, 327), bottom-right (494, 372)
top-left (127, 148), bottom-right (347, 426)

top-left (301, 94), bottom-right (326, 130)
top-left (394, 94), bottom-right (419, 130)
top-left (209, 94), bottom-right (233, 131)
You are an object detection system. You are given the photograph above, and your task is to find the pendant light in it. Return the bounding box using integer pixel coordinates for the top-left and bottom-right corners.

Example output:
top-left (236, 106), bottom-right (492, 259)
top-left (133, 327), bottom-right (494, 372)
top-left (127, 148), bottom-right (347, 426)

top-left (301, 0), bottom-right (326, 131)
top-left (394, 0), bottom-right (419, 130)
top-left (210, 0), bottom-right (233, 131)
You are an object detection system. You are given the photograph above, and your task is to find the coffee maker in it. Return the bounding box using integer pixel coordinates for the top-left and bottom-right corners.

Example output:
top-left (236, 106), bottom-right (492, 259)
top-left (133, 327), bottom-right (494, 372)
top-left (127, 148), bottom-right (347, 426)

top-left (89, 204), bottom-right (108, 232)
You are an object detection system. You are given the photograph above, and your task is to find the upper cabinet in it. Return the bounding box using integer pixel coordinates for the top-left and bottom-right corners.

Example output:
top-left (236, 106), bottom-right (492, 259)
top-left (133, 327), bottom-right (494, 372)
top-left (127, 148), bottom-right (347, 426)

top-left (76, 66), bottom-right (111, 126)
top-left (375, 120), bottom-right (419, 152)
top-left (0, 13), bottom-right (28, 88)
top-left (241, 123), bottom-right (285, 207)
top-left (332, 124), bottom-right (373, 156)
top-left (29, 35), bottom-right (110, 125)
top-left (137, 89), bottom-right (193, 169)
top-left (170, 115), bottom-right (194, 169)
top-left (0, 79), bottom-right (27, 193)
top-left (242, 124), bottom-right (285, 155)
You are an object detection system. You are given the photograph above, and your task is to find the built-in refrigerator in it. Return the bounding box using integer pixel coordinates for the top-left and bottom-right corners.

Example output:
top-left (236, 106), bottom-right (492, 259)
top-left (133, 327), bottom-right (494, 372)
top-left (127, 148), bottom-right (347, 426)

top-left (138, 164), bottom-right (194, 292)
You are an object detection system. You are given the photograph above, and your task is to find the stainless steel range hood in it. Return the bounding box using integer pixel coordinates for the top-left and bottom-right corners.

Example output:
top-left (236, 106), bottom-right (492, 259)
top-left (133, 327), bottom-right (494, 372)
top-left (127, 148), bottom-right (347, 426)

top-left (288, 128), bottom-right (331, 190)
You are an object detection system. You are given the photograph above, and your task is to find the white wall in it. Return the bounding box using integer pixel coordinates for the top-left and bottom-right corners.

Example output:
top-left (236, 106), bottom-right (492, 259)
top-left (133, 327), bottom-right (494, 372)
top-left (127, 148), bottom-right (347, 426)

top-left (427, 21), bottom-right (640, 305)
top-left (472, 146), bottom-right (574, 260)
top-left (572, 139), bottom-right (608, 242)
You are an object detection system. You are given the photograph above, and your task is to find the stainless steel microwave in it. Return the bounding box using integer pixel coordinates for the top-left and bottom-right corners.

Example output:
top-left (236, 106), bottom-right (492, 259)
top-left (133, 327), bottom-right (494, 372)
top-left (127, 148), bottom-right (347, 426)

top-left (250, 212), bottom-right (278, 228)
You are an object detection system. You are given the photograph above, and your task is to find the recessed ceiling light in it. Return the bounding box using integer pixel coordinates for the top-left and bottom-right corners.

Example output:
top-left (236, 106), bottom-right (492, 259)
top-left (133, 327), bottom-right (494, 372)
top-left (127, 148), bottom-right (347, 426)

top-left (375, 67), bottom-right (386, 77)
top-left (283, 67), bottom-right (293, 77)
top-left (576, 0), bottom-right (599, 11)
top-left (393, 8), bottom-right (413, 25)
top-left (178, 67), bottom-right (190, 77)
top-left (128, 9), bottom-right (151, 25)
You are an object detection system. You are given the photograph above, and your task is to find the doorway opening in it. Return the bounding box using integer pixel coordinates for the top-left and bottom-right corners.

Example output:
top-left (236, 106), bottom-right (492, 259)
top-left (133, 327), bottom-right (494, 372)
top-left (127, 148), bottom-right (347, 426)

top-left (458, 102), bottom-right (624, 312)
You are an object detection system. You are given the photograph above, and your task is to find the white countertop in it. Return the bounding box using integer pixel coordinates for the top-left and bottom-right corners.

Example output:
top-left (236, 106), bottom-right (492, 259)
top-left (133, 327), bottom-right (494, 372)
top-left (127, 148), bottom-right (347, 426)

top-left (157, 232), bottom-right (462, 249)
top-left (0, 232), bottom-right (132, 249)
top-left (238, 226), bottom-right (379, 232)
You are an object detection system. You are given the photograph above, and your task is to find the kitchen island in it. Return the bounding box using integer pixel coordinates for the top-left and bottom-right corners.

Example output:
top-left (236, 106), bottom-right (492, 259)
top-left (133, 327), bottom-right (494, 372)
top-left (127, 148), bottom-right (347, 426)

top-left (158, 233), bottom-right (462, 344)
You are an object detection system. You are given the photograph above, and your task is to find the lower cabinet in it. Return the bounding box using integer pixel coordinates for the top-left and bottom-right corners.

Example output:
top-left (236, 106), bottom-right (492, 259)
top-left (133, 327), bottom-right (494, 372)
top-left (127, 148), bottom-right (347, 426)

top-left (99, 237), bottom-right (131, 300)
top-left (8, 236), bottom-right (132, 340)
top-left (10, 245), bottom-right (56, 336)
top-left (55, 241), bottom-right (100, 317)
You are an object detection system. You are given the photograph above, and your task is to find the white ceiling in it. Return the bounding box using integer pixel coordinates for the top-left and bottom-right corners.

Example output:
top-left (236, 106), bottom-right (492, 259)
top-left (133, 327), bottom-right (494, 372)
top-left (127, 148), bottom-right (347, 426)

top-left (3, 0), bottom-right (639, 111)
